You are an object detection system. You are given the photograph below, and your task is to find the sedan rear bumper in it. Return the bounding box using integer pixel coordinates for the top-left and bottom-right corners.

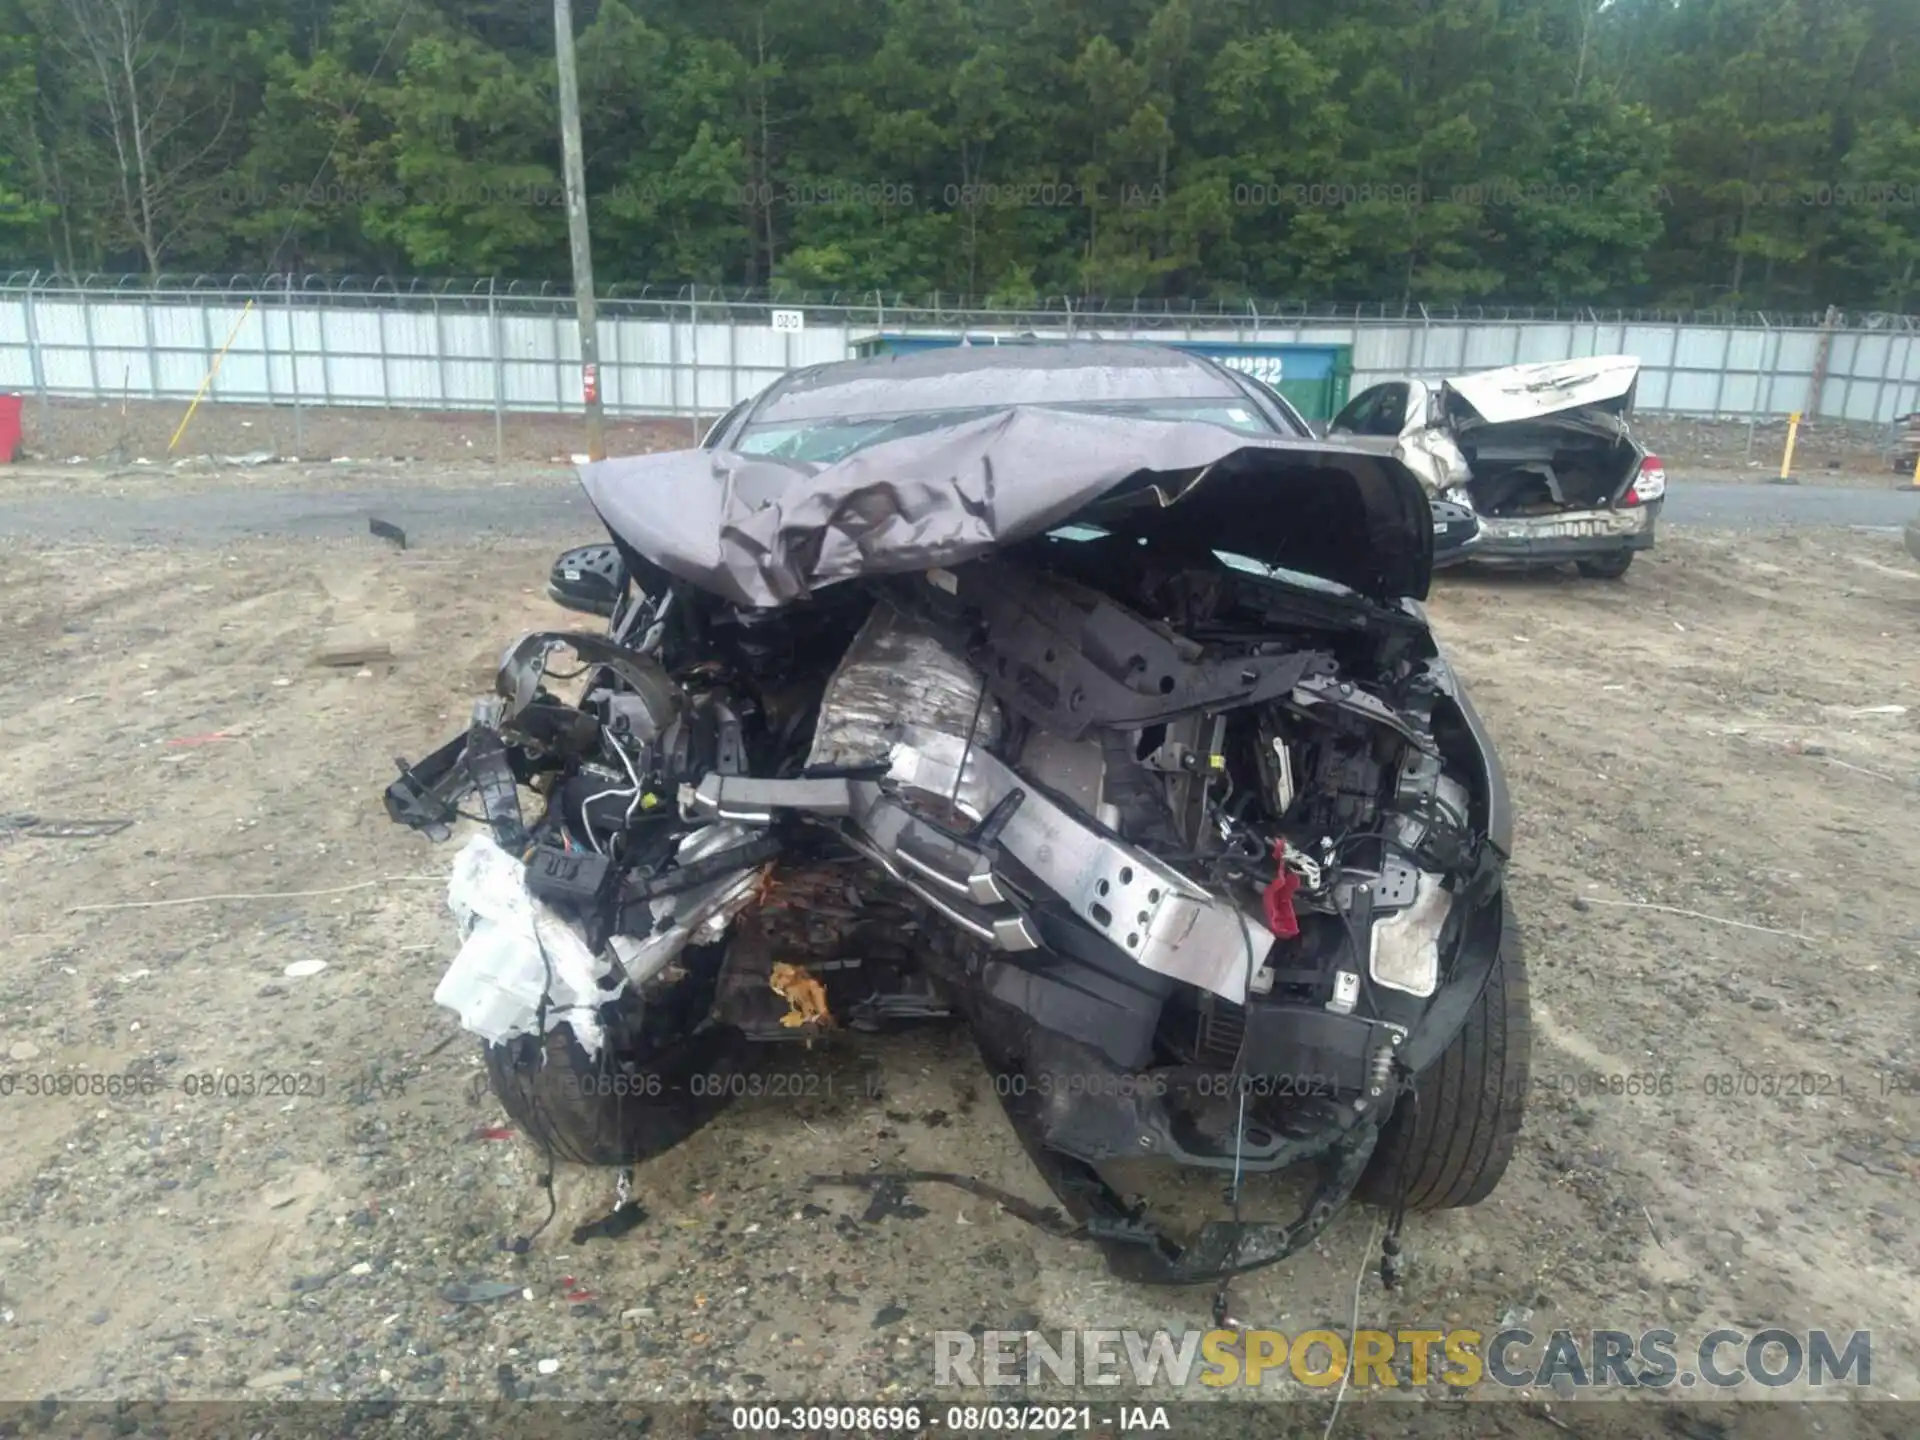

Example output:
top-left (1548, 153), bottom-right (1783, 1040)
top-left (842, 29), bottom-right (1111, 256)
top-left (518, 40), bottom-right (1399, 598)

top-left (1464, 501), bottom-right (1659, 565)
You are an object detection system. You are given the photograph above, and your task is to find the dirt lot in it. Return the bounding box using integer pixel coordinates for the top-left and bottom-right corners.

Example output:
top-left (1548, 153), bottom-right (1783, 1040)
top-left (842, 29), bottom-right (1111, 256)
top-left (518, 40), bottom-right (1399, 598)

top-left (1635, 413), bottom-right (1912, 485)
top-left (1, 504), bottom-right (1917, 1434)
top-left (17, 396), bottom-right (709, 469)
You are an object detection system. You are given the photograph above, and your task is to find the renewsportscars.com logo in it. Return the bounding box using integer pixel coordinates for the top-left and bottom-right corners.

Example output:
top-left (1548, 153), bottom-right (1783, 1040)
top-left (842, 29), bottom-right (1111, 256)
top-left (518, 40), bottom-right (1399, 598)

top-left (933, 1328), bottom-right (1873, 1391)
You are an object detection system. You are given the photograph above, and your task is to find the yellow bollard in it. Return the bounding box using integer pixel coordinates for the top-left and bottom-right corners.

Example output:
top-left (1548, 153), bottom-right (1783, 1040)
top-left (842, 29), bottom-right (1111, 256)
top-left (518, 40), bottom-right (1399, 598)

top-left (1910, 448), bottom-right (1919, 490)
top-left (169, 299), bottom-right (256, 452)
top-left (1775, 410), bottom-right (1801, 485)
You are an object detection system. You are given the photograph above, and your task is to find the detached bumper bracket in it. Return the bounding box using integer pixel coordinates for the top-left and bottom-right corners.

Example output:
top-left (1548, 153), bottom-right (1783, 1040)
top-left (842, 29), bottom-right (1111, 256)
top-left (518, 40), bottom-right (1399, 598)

top-left (464, 703), bottom-right (527, 851)
top-left (385, 730), bottom-right (475, 839)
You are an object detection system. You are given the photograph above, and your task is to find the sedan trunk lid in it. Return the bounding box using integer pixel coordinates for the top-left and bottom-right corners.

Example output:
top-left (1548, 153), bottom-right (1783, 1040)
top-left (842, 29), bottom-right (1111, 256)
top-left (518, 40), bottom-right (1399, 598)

top-left (1443, 354), bottom-right (1640, 426)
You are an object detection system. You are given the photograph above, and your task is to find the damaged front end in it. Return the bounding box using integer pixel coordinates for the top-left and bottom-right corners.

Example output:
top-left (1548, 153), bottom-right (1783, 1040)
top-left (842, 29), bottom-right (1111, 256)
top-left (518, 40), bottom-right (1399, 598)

top-left (385, 412), bottom-right (1526, 1285)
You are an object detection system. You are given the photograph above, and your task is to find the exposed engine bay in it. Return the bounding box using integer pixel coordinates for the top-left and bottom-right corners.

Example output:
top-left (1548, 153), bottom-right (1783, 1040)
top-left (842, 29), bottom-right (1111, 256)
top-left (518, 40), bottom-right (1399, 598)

top-left (385, 400), bottom-right (1523, 1287)
top-left (390, 541), bottom-right (1509, 1284)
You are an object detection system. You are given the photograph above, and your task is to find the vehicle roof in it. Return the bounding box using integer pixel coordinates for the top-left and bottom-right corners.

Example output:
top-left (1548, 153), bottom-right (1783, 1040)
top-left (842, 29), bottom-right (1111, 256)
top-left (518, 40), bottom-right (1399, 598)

top-left (747, 341), bottom-right (1253, 425)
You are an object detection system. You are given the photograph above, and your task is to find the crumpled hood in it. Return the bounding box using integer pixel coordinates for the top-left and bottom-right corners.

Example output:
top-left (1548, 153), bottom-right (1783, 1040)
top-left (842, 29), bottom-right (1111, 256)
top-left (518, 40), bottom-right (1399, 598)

top-left (578, 406), bottom-right (1434, 608)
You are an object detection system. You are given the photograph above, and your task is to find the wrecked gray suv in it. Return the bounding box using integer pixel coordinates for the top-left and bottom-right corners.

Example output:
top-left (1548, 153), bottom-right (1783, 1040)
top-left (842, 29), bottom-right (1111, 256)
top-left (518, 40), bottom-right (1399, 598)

top-left (385, 343), bottom-right (1531, 1288)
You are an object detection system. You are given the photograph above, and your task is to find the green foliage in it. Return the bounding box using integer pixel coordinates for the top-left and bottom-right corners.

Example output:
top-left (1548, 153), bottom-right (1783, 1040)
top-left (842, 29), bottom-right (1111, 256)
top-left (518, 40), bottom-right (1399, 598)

top-left (1, 0), bottom-right (1914, 308)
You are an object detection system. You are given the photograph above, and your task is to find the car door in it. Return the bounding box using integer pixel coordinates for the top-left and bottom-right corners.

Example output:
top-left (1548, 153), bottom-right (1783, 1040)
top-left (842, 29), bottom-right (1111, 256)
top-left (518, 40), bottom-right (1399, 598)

top-left (1329, 383), bottom-right (1386, 436)
top-left (1328, 383), bottom-right (1412, 457)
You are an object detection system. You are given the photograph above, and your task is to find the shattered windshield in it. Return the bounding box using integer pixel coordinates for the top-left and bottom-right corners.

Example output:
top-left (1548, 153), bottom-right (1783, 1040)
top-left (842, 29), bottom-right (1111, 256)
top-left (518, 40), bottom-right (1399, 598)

top-left (737, 398), bottom-right (1275, 464)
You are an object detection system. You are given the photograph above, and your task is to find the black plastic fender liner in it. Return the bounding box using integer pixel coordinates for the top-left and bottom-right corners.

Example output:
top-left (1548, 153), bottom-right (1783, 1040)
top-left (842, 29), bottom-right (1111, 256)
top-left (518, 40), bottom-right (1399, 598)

top-left (485, 1019), bottom-right (754, 1168)
top-left (462, 703), bottom-right (527, 851)
top-left (1234, 1002), bottom-right (1402, 1094)
top-left (964, 991), bottom-right (1385, 1285)
top-left (1020, 1026), bottom-right (1333, 1173)
top-left (1397, 885), bottom-right (1508, 1076)
top-left (1428, 665), bottom-right (1513, 860)
top-left (494, 630), bottom-right (682, 736)
top-left (978, 903), bottom-right (1179, 1070)
top-left (487, 935), bottom-right (759, 1169)
top-left (385, 729), bottom-right (474, 837)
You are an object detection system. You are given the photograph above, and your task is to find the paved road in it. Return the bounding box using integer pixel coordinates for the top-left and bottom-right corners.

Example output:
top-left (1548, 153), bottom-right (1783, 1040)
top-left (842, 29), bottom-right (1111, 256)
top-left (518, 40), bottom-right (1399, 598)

top-left (0, 483), bottom-right (597, 545)
top-left (1663, 481), bottom-right (1919, 531)
top-left (0, 477), bottom-right (1915, 546)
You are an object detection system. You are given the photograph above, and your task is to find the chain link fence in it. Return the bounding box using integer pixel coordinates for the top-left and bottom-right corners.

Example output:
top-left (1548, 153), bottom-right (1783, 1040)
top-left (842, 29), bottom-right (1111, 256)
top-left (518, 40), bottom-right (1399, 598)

top-left (4, 274), bottom-right (1918, 460)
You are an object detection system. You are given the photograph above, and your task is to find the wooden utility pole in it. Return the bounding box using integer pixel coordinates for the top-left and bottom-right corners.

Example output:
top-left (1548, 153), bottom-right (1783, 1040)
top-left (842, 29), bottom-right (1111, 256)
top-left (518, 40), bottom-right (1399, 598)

top-left (553, 0), bottom-right (605, 461)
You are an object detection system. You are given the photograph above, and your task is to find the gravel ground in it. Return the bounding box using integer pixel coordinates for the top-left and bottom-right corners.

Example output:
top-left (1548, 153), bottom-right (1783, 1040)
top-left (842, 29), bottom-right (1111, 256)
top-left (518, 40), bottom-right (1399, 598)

top-left (1, 505), bottom-right (1917, 1437)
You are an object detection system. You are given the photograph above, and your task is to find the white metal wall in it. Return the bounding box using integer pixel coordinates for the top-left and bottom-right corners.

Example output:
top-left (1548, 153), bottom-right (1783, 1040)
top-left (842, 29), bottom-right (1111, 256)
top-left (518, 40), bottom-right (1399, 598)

top-left (4, 284), bottom-right (1918, 425)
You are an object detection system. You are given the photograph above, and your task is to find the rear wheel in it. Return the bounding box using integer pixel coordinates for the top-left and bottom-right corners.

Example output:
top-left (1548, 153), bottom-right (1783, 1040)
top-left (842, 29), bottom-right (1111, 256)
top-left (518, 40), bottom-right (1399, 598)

top-left (1576, 551), bottom-right (1634, 580)
top-left (1357, 893), bottom-right (1530, 1209)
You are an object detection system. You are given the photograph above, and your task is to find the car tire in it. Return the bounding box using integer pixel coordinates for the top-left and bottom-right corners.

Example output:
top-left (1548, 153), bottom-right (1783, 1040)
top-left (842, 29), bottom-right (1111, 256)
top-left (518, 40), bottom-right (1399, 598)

top-left (483, 1025), bottom-right (750, 1167)
top-left (1356, 893), bottom-right (1530, 1210)
top-left (1575, 552), bottom-right (1634, 580)
top-left (482, 948), bottom-right (754, 1167)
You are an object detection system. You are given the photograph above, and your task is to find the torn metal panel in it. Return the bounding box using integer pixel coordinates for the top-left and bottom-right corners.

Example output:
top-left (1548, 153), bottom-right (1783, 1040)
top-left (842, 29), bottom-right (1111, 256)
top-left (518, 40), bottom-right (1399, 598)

top-left (886, 725), bottom-right (1275, 1003)
top-left (1367, 869), bottom-right (1451, 998)
top-left (806, 598), bottom-right (1000, 772)
top-left (608, 821), bottom-right (771, 986)
top-left (1395, 425), bottom-right (1471, 494)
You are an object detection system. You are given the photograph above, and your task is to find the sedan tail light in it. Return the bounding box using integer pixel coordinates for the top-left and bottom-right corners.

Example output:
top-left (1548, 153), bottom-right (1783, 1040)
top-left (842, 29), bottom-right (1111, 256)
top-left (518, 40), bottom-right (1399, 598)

top-left (1622, 453), bottom-right (1666, 506)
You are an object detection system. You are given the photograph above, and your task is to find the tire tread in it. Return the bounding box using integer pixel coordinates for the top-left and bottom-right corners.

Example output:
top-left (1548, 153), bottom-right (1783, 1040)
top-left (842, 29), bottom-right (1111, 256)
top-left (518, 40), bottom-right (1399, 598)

top-left (1358, 894), bottom-right (1530, 1209)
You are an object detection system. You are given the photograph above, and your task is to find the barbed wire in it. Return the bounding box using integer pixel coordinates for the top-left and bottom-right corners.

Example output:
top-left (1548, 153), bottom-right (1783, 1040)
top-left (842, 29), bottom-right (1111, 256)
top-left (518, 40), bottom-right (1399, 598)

top-left (4, 271), bottom-right (1914, 331)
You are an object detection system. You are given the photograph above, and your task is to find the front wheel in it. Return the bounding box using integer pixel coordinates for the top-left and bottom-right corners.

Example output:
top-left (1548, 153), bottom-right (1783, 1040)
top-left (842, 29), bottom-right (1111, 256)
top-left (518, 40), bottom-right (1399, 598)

top-left (484, 1019), bottom-right (751, 1167)
top-left (482, 938), bottom-right (753, 1166)
top-left (1576, 551), bottom-right (1634, 580)
top-left (1357, 893), bottom-right (1530, 1210)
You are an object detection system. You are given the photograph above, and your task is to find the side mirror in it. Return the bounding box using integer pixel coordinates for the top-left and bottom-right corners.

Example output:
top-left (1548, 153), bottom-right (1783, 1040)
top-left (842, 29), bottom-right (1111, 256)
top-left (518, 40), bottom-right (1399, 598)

top-left (547, 542), bottom-right (627, 617)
